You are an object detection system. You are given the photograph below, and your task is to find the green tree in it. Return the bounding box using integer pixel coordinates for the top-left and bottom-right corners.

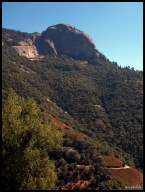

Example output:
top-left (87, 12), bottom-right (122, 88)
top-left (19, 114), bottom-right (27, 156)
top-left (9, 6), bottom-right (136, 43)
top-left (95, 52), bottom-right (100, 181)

top-left (2, 89), bottom-right (63, 190)
top-left (58, 157), bottom-right (67, 167)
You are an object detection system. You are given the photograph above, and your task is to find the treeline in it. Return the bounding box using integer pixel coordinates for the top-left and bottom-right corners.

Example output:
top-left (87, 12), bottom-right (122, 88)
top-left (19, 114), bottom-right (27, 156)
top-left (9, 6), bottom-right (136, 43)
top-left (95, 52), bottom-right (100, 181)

top-left (2, 90), bottom-right (127, 190)
top-left (2, 28), bottom-right (143, 171)
top-left (2, 28), bottom-right (30, 46)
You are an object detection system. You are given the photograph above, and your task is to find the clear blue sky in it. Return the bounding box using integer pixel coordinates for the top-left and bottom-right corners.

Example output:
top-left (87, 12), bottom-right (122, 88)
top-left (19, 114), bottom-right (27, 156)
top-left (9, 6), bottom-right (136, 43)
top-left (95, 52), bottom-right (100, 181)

top-left (2, 2), bottom-right (143, 71)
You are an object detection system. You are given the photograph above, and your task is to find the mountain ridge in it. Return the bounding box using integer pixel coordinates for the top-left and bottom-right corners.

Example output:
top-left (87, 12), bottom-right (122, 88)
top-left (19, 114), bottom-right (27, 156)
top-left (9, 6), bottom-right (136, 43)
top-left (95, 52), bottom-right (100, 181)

top-left (2, 27), bottom-right (143, 190)
top-left (3, 24), bottom-right (108, 62)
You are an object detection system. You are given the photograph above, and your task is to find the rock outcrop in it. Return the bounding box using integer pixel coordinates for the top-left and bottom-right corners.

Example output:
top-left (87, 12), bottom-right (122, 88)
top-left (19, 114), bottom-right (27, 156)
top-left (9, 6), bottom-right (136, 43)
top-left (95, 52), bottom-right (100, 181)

top-left (35, 24), bottom-right (108, 61)
top-left (12, 33), bottom-right (41, 59)
top-left (12, 23), bottom-right (108, 61)
top-left (13, 45), bottom-right (39, 59)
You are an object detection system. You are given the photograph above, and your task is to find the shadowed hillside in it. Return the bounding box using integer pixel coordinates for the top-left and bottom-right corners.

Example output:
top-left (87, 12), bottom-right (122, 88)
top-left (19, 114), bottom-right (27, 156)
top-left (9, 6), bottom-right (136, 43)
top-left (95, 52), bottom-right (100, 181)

top-left (2, 26), bottom-right (143, 190)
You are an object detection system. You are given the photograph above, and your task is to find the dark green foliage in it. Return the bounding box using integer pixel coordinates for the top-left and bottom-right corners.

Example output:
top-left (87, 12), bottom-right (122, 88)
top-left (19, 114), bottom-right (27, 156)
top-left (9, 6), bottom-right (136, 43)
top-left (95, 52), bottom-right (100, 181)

top-left (47, 133), bottom-right (112, 189)
top-left (2, 28), bottom-right (30, 46)
top-left (2, 42), bottom-right (142, 167)
top-left (2, 89), bottom-right (63, 190)
top-left (2, 28), bottom-right (143, 190)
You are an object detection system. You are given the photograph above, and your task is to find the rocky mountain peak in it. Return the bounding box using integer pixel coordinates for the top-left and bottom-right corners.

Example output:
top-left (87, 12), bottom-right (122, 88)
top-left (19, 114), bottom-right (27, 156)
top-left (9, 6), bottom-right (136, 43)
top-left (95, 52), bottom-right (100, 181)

top-left (12, 24), bottom-right (108, 61)
top-left (36, 23), bottom-right (102, 61)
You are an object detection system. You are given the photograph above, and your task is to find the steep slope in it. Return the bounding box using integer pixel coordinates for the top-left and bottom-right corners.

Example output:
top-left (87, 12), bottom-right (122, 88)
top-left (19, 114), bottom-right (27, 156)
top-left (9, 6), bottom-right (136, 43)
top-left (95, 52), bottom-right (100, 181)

top-left (43, 111), bottom-right (143, 190)
top-left (111, 167), bottom-right (143, 190)
top-left (42, 112), bottom-right (86, 139)
top-left (2, 26), bottom-right (143, 183)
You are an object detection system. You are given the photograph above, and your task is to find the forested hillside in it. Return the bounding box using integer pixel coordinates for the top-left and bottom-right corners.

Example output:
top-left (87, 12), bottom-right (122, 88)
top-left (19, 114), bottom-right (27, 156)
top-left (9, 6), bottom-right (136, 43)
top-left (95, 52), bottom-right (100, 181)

top-left (2, 28), bottom-right (143, 190)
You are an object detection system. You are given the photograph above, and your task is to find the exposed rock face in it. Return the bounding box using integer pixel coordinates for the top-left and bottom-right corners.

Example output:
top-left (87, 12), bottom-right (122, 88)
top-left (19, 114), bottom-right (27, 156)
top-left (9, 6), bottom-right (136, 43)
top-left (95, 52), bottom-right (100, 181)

top-left (36, 39), bottom-right (57, 55)
top-left (35, 24), bottom-right (107, 61)
top-left (12, 24), bottom-right (108, 61)
top-left (13, 44), bottom-right (39, 58)
top-left (12, 33), bottom-right (41, 59)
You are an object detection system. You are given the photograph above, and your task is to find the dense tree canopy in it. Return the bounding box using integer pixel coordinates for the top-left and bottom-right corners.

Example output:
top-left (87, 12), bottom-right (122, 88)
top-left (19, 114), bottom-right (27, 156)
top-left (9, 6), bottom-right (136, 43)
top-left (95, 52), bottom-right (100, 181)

top-left (2, 28), bottom-right (143, 189)
top-left (2, 89), bottom-right (63, 190)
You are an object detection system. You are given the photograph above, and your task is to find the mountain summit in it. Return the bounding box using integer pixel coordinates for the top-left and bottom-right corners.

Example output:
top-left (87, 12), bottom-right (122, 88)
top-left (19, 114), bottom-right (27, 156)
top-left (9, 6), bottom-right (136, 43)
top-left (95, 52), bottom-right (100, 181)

top-left (35, 24), bottom-right (108, 61)
top-left (12, 24), bottom-right (108, 61)
top-left (2, 26), bottom-right (143, 190)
